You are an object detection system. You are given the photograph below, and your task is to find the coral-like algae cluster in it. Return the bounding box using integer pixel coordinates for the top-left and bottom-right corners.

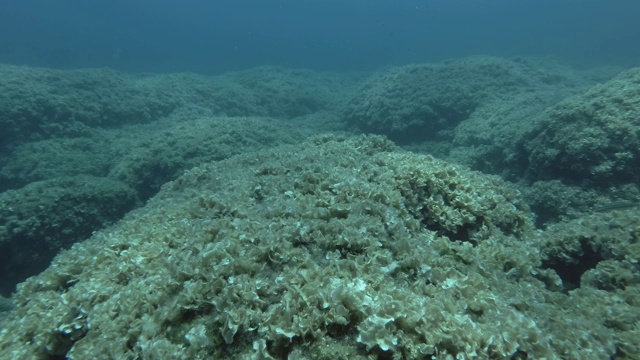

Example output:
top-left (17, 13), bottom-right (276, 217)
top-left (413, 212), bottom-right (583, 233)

top-left (521, 67), bottom-right (640, 186)
top-left (342, 56), bottom-right (592, 145)
top-left (2, 58), bottom-right (639, 359)
top-left (1, 135), bottom-right (636, 359)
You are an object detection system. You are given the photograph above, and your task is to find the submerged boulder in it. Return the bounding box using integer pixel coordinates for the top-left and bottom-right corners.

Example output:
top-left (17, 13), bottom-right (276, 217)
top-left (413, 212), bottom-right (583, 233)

top-left (520, 67), bottom-right (640, 186)
top-left (342, 56), bottom-right (578, 143)
top-left (0, 135), bottom-right (634, 359)
top-left (0, 176), bottom-right (137, 296)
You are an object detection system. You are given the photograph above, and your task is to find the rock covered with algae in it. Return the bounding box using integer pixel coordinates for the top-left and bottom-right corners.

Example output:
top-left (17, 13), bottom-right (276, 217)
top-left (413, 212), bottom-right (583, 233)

top-left (0, 135), bottom-right (636, 359)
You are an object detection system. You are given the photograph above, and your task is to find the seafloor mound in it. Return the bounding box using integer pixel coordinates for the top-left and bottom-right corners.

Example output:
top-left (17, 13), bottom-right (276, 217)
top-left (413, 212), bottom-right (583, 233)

top-left (520, 67), bottom-right (640, 186)
top-left (0, 63), bottom-right (350, 295)
top-left (0, 115), bottom-right (303, 295)
top-left (1, 135), bottom-right (637, 359)
top-left (0, 175), bottom-right (137, 295)
top-left (0, 65), bottom-right (340, 151)
top-left (342, 56), bottom-right (593, 144)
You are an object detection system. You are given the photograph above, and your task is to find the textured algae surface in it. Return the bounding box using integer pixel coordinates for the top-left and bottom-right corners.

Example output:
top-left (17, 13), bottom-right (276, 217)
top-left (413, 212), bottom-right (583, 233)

top-left (0, 115), bottom-right (303, 294)
top-left (0, 175), bottom-right (137, 296)
top-left (1, 59), bottom-right (639, 359)
top-left (0, 64), bottom-right (342, 150)
top-left (342, 56), bottom-right (599, 145)
top-left (1, 135), bottom-right (636, 359)
top-left (521, 67), bottom-right (640, 186)
top-left (0, 63), bottom-right (338, 292)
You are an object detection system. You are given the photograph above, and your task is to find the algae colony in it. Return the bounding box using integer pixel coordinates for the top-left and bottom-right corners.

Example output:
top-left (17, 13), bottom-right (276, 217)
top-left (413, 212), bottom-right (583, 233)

top-left (0, 55), bottom-right (638, 359)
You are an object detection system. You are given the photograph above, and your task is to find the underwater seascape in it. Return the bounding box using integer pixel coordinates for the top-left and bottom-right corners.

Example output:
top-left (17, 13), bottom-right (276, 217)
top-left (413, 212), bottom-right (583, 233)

top-left (1, 1), bottom-right (639, 359)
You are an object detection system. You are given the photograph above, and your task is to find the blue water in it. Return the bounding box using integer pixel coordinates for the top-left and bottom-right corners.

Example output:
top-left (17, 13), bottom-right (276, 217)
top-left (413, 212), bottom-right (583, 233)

top-left (1, 0), bottom-right (639, 73)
